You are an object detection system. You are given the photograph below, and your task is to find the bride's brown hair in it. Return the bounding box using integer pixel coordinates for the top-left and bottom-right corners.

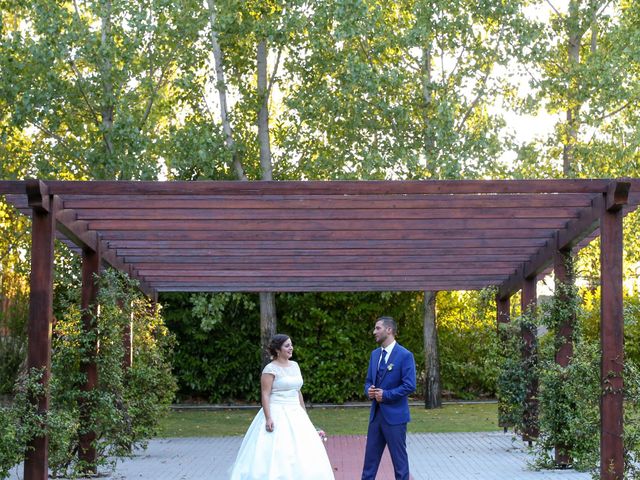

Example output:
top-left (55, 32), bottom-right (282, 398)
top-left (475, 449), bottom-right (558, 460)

top-left (267, 334), bottom-right (290, 358)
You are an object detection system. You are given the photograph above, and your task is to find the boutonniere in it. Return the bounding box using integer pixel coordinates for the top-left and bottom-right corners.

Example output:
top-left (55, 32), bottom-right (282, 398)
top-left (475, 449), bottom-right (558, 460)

top-left (387, 363), bottom-right (394, 371)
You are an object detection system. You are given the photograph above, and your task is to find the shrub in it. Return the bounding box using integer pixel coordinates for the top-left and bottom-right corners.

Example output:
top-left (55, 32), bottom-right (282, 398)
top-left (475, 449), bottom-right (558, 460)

top-left (0, 269), bottom-right (177, 479)
top-left (0, 368), bottom-right (46, 480)
top-left (0, 336), bottom-right (26, 394)
top-left (496, 319), bottom-right (527, 430)
top-left (163, 291), bottom-right (421, 403)
top-left (435, 290), bottom-right (502, 399)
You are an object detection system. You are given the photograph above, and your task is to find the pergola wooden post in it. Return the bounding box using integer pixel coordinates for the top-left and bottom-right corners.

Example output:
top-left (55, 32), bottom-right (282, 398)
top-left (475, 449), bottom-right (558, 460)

top-left (599, 183), bottom-right (628, 480)
top-left (521, 276), bottom-right (539, 443)
top-left (553, 244), bottom-right (575, 467)
top-left (496, 295), bottom-right (511, 431)
top-left (78, 245), bottom-right (100, 472)
top-left (23, 181), bottom-right (55, 480)
top-left (497, 296), bottom-right (510, 327)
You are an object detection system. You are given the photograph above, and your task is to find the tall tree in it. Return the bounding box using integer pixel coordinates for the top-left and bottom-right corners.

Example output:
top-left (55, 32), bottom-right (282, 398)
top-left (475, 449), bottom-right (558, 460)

top-left (521, 0), bottom-right (640, 180)
top-left (206, 0), bottom-right (246, 181)
top-left (518, 0), bottom-right (640, 279)
top-left (256, 15), bottom-right (278, 365)
top-left (166, 0), bottom-right (302, 365)
top-left (0, 0), bottom-right (193, 180)
top-left (415, 0), bottom-right (534, 407)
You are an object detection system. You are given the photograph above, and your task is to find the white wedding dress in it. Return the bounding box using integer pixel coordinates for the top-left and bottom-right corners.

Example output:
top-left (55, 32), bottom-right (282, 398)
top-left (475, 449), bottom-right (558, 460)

top-left (229, 361), bottom-right (335, 480)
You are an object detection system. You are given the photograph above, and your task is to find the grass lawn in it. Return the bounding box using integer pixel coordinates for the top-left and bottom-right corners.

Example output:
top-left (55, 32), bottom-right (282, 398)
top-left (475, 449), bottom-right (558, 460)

top-left (156, 402), bottom-right (500, 438)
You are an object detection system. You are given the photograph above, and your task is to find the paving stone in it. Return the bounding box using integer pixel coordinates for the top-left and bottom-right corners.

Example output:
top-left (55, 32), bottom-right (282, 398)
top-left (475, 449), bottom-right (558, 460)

top-left (8, 432), bottom-right (591, 480)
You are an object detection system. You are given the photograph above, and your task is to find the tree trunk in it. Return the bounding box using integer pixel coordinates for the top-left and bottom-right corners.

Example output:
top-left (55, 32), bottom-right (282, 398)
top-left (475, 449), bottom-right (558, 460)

top-left (256, 37), bottom-right (276, 363)
top-left (421, 42), bottom-right (442, 409)
top-left (100, 0), bottom-right (115, 166)
top-left (563, 0), bottom-right (581, 177)
top-left (423, 290), bottom-right (441, 408)
top-left (259, 292), bottom-right (277, 366)
top-left (421, 45), bottom-right (435, 175)
top-left (257, 39), bottom-right (272, 180)
top-left (207, 0), bottom-right (246, 181)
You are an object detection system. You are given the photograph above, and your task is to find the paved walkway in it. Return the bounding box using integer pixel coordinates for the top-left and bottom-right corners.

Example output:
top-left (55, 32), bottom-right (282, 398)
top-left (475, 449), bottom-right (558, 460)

top-left (8, 432), bottom-right (590, 480)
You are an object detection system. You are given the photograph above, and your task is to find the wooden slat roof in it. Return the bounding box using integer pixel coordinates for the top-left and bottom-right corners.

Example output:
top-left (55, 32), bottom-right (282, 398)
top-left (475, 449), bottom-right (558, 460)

top-left (1, 179), bottom-right (638, 298)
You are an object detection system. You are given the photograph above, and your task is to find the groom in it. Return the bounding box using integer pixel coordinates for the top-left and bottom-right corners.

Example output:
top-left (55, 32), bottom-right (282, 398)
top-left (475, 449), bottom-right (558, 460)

top-left (362, 316), bottom-right (416, 480)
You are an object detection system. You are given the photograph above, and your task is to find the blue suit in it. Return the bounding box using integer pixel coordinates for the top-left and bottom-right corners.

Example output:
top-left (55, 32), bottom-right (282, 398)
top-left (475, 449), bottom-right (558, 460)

top-left (362, 343), bottom-right (416, 480)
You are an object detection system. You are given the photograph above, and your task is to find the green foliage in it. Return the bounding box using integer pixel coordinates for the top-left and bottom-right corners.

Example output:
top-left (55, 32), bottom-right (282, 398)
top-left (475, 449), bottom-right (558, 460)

top-left (124, 297), bottom-right (178, 443)
top-left (0, 200), bottom-right (30, 395)
top-left (162, 292), bottom-right (262, 403)
top-left (0, 269), bottom-right (177, 478)
top-left (0, 368), bottom-right (46, 479)
top-left (534, 343), bottom-right (640, 477)
top-left (435, 290), bottom-right (502, 399)
top-left (164, 289), bottom-right (502, 403)
top-left (496, 315), bottom-right (529, 430)
top-left (163, 291), bottom-right (422, 403)
top-left (623, 295), bottom-right (640, 368)
top-left (0, 336), bottom-right (25, 395)
top-left (191, 292), bottom-right (257, 332)
top-left (533, 341), bottom-right (600, 472)
top-left (530, 279), bottom-right (598, 470)
top-left (622, 361), bottom-right (640, 478)
top-left (277, 291), bottom-right (420, 403)
top-left (498, 282), bottom-right (640, 476)
top-left (0, 0), bottom-right (200, 181)
top-left (575, 285), bottom-right (640, 369)
top-left (276, 0), bottom-right (536, 180)
top-left (516, 0), bottom-right (640, 182)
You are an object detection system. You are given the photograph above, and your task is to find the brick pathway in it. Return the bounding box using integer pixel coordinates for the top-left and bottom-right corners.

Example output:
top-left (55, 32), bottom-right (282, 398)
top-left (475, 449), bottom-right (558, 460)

top-left (8, 432), bottom-right (590, 479)
top-left (326, 435), bottom-right (404, 479)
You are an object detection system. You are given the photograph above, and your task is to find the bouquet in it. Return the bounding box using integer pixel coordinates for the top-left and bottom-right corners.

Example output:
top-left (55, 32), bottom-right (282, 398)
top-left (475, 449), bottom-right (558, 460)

top-left (316, 428), bottom-right (328, 442)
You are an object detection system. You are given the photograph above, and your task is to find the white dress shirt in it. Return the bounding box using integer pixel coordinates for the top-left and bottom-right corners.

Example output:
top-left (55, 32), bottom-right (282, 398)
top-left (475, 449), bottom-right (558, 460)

top-left (378, 340), bottom-right (397, 367)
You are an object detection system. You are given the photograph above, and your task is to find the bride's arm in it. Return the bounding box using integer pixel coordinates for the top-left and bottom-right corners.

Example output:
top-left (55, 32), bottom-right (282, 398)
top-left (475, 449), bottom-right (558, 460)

top-left (298, 391), bottom-right (306, 410)
top-left (261, 373), bottom-right (275, 432)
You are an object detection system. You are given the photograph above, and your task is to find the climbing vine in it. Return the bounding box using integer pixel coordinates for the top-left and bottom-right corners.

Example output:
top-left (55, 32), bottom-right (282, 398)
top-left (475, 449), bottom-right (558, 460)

top-left (0, 269), bottom-right (176, 479)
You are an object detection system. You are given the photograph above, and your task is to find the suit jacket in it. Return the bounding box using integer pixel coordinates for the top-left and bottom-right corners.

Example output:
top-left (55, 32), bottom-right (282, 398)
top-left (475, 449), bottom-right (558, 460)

top-left (364, 343), bottom-right (416, 425)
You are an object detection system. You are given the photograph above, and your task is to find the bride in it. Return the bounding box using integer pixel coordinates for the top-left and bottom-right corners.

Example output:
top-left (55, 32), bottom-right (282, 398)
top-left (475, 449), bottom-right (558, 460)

top-left (229, 334), bottom-right (335, 480)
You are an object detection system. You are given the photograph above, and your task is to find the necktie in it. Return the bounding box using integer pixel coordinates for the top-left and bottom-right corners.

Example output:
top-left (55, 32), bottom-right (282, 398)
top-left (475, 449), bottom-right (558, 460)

top-left (376, 349), bottom-right (387, 383)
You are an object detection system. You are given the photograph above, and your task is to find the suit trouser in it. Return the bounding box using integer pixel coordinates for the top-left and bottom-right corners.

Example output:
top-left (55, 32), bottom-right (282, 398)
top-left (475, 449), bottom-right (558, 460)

top-left (361, 406), bottom-right (409, 480)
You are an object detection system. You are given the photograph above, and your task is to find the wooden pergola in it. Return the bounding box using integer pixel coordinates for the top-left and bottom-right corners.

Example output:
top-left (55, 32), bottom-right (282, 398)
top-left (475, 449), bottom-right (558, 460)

top-left (1, 178), bottom-right (637, 480)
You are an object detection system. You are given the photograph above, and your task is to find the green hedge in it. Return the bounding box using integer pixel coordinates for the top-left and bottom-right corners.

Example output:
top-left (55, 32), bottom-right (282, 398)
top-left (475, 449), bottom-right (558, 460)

top-left (162, 290), bottom-right (502, 404)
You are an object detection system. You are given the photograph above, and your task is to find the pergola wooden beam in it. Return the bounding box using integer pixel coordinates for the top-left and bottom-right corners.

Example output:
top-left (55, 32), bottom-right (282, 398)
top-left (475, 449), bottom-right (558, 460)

top-left (62, 193), bottom-right (597, 208)
top-left (36, 178), bottom-right (613, 195)
top-left (497, 193), bottom-right (606, 299)
top-left (2, 180), bottom-right (627, 296)
top-left (152, 284), bottom-right (502, 292)
top-left (521, 275), bottom-right (539, 443)
top-left (75, 207), bottom-right (582, 220)
top-left (100, 229), bottom-right (553, 242)
top-left (1, 178), bottom-right (636, 480)
top-left (54, 197), bottom-right (155, 296)
top-left (123, 253), bottom-right (532, 262)
top-left (87, 218), bottom-right (571, 231)
top-left (107, 238), bottom-right (548, 247)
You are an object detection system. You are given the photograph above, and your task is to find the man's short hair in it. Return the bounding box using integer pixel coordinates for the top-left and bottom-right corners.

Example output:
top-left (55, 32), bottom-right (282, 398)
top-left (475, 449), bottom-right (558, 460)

top-left (377, 316), bottom-right (397, 335)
